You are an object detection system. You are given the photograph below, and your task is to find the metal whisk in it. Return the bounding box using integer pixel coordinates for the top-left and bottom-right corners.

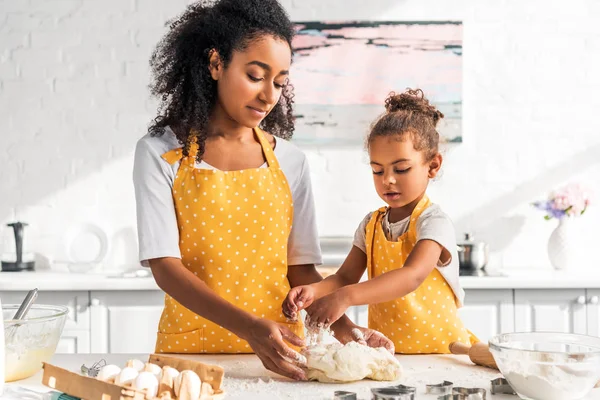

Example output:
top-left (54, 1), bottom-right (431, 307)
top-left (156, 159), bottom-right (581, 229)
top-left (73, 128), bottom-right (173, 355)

top-left (81, 358), bottom-right (106, 377)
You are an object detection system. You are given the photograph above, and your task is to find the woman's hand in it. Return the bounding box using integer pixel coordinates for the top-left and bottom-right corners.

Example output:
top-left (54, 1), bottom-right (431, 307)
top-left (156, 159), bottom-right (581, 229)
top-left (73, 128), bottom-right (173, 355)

top-left (331, 319), bottom-right (395, 355)
top-left (242, 317), bottom-right (308, 381)
top-left (305, 290), bottom-right (351, 328)
top-left (282, 284), bottom-right (316, 321)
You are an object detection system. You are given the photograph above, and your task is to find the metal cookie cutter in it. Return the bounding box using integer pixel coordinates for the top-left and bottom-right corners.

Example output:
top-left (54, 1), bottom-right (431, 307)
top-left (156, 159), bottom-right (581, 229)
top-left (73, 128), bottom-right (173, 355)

top-left (490, 378), bottom-right (516, 395)
top-left (438, 387), bottom-right (486, 400)
top-left (371, 384), bottom-right (416, 400)
top-left (426, 380), bottom-right (453, 395)
top-left (334, 391), bottom-right (357, 400)
top-left (81, 358), bottom-right (106, 377)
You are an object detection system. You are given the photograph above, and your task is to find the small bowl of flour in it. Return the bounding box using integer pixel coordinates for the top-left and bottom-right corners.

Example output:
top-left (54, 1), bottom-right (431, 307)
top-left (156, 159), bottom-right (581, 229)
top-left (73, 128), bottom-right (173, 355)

top-left (489, 332), bottom-right (600, 400)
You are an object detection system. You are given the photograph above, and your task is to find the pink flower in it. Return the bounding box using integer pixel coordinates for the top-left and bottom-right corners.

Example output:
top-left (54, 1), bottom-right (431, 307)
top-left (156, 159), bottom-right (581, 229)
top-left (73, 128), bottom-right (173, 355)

top-left (534, 183), bottom-right (592, 220)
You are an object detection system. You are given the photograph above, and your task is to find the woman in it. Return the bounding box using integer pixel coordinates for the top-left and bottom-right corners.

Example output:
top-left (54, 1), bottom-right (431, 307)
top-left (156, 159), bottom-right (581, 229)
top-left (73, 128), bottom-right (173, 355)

top-left (133, 0), bottom-right (390, 381)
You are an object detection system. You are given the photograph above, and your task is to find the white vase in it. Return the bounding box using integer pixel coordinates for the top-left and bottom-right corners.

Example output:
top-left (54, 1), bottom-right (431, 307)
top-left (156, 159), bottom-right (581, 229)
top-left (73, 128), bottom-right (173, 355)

top-left (547, 217), bottom-right (575, 270)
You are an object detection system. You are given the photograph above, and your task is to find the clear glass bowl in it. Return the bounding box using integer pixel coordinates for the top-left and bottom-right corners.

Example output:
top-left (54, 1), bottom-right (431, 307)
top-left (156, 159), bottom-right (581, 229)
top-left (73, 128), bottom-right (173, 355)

top-left (3, 304), bottom-right (68, 382)
top-left (489, 332), bottom-right (600, 400)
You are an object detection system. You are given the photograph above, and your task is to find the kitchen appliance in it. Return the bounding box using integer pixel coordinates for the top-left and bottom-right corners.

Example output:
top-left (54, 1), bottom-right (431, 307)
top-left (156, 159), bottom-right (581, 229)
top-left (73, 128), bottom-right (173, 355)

top-left (457, 233), bottom-right (488, 276)
top-left (1, 222), bottom-right (35, 272)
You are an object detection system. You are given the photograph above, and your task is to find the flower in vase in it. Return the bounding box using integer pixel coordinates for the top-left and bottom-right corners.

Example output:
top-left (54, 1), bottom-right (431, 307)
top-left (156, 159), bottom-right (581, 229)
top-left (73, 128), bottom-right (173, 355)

top-left (533, 183), bottom-right (591, 220)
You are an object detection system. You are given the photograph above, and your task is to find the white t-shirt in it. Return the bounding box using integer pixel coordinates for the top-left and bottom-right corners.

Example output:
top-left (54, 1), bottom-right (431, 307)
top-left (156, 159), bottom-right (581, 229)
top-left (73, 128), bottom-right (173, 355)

top-left (352, 204), bottom-right (465, 307)
top-left (133, 127), bottom-right (323, 267)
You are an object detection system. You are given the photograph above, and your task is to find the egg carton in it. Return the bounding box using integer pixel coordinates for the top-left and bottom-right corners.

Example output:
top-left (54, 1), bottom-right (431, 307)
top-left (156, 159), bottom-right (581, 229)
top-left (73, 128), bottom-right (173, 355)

top-left (42, 354), bottom-right (225, 400)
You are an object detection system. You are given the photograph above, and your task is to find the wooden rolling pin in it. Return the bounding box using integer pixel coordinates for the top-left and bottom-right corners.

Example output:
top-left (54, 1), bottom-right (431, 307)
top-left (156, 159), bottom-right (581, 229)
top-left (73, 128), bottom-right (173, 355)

top-left (449, 342), bottom-right (498, 370)
top-left (450, 342), bottom-right (600, 388)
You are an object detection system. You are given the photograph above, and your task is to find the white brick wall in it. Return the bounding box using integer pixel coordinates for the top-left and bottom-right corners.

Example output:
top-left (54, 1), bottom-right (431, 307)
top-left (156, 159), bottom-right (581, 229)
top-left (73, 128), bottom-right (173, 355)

top-left (1, 0), bottom-right (599, 271)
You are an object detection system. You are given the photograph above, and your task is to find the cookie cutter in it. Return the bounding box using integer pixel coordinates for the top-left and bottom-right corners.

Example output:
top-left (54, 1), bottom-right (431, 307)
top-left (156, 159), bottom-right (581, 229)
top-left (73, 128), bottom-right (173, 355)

top-left (334, 391), bottom-right (357, 400)
top-left (371, 384), bottom-right (416, 400)
top-left (437, 387), bottom-right (486, 400)
top-left (490, 377), bottom-right (516, 395)
top-left (426, 380), bottom-right (453, 394)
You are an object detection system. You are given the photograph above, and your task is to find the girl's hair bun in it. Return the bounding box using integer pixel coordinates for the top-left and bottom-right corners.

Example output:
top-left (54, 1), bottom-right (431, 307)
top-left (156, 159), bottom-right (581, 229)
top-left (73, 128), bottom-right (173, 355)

top-left (384, 88), bottom-right (444, 126)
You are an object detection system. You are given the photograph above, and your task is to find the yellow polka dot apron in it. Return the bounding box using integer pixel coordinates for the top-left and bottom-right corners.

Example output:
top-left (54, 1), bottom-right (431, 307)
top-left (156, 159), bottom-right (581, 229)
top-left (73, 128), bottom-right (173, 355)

top-left (366, 195), bottom-right (476, 354)
top-left (155, 128), bottom-right (303, 353)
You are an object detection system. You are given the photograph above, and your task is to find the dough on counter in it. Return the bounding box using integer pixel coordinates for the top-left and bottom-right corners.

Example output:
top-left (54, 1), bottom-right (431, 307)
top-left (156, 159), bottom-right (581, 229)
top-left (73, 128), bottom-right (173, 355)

top-left (302, 341), bottom-right (402, 383)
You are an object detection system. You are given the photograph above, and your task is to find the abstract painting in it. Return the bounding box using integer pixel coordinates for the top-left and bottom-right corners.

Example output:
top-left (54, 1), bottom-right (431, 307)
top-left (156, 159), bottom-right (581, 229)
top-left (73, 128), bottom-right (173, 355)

top-left (290, 21), bottom-right (463, 146)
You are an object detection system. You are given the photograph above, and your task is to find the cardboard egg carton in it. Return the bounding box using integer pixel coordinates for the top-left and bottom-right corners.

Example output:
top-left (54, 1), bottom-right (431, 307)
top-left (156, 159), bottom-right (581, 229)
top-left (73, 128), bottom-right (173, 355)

top-left (42, 354), bottom-right (225, 400)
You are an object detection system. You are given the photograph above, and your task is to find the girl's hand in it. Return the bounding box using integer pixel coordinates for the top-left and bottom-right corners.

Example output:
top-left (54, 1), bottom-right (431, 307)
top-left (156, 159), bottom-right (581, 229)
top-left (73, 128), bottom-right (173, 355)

top-left (355, 327), bottom-right (395, 355)
top-left (332, 320), bottom-right (395, 355)
top-left (242, 317), bottom-right (307, 381)
top-left (305, 290), bottom-right (350, 328)
top-left (282, 285), bottom-right (316, 321)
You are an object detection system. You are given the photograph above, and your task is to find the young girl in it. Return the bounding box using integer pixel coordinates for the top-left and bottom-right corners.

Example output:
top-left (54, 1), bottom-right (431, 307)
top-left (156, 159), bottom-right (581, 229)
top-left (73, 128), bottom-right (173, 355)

top-left (283, 89), bottom-right (476, 354)
top-left (134, 0), bottom-right (389, 381)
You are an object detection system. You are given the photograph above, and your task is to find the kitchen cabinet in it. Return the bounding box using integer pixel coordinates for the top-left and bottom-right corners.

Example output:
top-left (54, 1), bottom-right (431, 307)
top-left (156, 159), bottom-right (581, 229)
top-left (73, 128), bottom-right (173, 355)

top-left (89, 290), bottom-right (165, 354)
top-left (514, 289), bottom-right (588, 334)
top-left (586, 289), bottom-right (600, 337)
top-left (5, 286), bottom-right (600, 355)
top-left (459, 289), bottom-right (514, 344)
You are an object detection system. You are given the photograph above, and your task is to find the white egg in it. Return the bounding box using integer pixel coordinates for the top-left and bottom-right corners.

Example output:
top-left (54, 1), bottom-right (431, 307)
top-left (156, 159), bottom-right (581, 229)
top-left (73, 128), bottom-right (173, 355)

top-left (144, 362), bottom-right (162, 379)
top-left (174, 370), bottom-right (201, 400)
top-left (115, 367), bottom-right (139, 386)
top-left (126, 358), bottom-right (145, 372)
top-left (162, 366), bottom-right (180, 381)
top-left (134, 371), bottom-right (159, 398)
top-left (96, 364), bottom-right (121, 381)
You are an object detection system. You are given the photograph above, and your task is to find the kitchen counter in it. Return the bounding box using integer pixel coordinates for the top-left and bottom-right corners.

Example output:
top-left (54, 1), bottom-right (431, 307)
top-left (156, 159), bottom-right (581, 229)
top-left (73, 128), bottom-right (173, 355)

top-left (2, 269), bottom-right (600, 291)
top-left (10, 353), bottom-right (600, 399)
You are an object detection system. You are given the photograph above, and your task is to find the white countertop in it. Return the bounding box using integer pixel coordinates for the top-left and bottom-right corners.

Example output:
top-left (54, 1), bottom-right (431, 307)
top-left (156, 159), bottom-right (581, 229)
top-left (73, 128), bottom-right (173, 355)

top-left (9, 352), bottom-right (600, 399)
top-left (2, 269), bottom-right (600, 291)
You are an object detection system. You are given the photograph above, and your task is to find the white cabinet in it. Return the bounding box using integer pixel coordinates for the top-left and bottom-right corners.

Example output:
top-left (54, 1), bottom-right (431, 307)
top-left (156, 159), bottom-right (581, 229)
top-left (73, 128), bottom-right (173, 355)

top-left (56, 330), bottom-right (91, 354)
top-left (89, 290), bottom-right (165, 354)
top-left (515, 289), bottom-right (588, 334)
top-left (0, 291), bottom-right (91, 353)
top-left (459, 289), bottom-right (514, 344)
top-left (586, 289), bottom-right (600, 337)
top-left (4, 287), bottom-right (599, 355)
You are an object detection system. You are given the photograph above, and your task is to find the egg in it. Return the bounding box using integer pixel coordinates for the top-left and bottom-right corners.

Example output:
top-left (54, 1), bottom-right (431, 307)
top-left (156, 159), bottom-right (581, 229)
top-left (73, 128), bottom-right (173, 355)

top-left (158, 366), bottom-right (179, 397)
top-left (115, 366), bottom-right (139, 386)
top-left (162, 366), bottom-right (180, 381)
top-left (126, 358), bottom-right (145, 372)
top-left (134, 371), bottom-right (159, 398)
top-left (96, 364), bottom-right (121, 382)
top-left (201, 381), bottom-right (214, 397)
top-left (144, 362), bottom-right (163, 379)
top-left (174, 370), bottom-right (201, 400)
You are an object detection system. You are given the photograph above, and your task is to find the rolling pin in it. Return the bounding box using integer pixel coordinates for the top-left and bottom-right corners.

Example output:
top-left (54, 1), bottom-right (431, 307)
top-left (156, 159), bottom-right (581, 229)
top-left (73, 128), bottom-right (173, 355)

top-left (449, 342), bottom-right (498, 370)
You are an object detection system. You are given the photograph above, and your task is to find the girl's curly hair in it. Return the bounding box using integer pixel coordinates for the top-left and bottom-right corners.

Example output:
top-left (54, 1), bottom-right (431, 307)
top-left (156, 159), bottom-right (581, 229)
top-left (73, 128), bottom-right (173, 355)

top-left (148, 0), bottom-right (296, 161)
top-left (367, 88), bottom-right (444, 162)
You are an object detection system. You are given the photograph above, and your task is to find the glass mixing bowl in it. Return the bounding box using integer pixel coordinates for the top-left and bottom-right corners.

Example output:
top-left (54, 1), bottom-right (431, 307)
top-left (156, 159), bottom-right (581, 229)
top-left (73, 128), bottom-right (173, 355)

top-left (489, 332), bottom-right (600, 400)
top-left (3, 304), bottom-right (68, 382)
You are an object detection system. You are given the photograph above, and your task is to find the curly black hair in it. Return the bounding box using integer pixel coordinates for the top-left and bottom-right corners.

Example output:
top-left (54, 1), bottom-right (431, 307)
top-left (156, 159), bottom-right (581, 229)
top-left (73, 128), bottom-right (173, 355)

top-left (148, 0), bottom-right (296, 161)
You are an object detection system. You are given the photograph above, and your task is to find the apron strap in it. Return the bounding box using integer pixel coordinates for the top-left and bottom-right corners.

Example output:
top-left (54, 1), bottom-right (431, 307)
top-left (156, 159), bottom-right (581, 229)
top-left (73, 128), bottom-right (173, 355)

top-left (254, 128), bottom-right (280, 169)
top-left (162, 130), bottom-right (274, 168)
top-left (407, 195), bottom-right (431, 243)
top-left (161, 136), bottom-right (199, 168)
top-left (365, 207), bottom-right (387, 276)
